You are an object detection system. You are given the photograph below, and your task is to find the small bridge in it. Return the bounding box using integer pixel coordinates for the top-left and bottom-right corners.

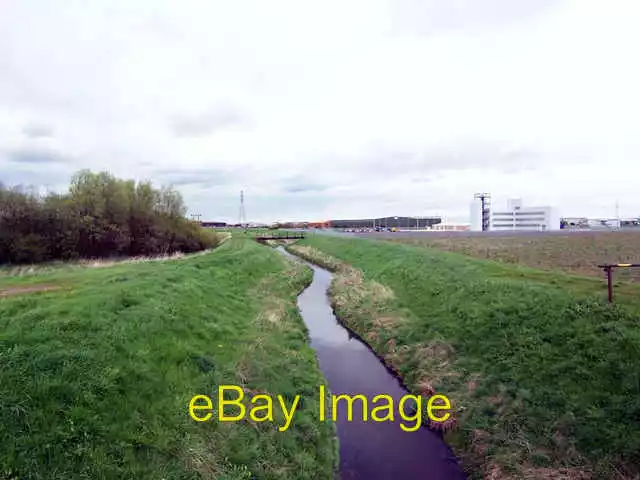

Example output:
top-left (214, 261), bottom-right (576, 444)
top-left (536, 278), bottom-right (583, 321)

top-left (255, 231), bottom-right (306, 242)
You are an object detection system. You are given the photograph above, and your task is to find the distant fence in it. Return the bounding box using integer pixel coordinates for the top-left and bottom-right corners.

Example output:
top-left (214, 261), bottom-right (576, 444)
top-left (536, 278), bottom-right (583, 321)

top-left (597, 263), bottom-right (640, 302)
top-left (254, 232), bottom-right (306, 242)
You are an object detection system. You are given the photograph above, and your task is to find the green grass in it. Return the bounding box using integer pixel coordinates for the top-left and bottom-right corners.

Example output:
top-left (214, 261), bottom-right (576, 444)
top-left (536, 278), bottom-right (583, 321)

top-left (296, 235), bottom-right (640, 478)
top-left (0, 238), bottom-right (336, 479)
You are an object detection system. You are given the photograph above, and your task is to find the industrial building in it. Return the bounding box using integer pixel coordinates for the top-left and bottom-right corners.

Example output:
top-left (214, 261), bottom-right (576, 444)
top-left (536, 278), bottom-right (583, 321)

top-left (430, 223), bottom-right (470, 231)
top-left (470, 196), bottom-right (490, 232)
top-left (561, 217), bottom-right (589, 229)
top-left (308, 221), bottom-right (330, 228)
top-left (328, 216), bottom-right (442, 230)
top-left (200, 221), bottom-right (227, 228)
top-left (470, 198), bottom-right (560, 232)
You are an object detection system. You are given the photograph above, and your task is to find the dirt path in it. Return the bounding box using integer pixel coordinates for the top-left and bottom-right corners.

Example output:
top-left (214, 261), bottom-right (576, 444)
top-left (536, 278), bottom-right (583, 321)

top-left (0, 284), bottom-right (60, 297)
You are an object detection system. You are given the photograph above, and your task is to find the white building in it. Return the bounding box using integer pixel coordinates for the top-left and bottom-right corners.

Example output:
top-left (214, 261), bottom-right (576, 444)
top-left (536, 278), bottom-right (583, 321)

top-left (470, 197), bottom-right (484, 231)
top-left (470, 198), bottom-right (560, 232)
top-left (491, 199), bottom-right (560, 231)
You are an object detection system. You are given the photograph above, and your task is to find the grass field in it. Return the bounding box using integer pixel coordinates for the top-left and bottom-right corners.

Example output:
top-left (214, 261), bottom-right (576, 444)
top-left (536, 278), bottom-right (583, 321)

top-left (386, 231), bottom-right (640, 279)
top-left (293, 235), bottom-right (640, 479)
top-left (0, 237), bottom-right (336, 479)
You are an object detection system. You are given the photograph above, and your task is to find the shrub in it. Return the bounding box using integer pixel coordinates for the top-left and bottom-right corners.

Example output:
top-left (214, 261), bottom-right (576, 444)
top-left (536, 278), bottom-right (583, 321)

top-left (0, 170), bottom-right (219, 264)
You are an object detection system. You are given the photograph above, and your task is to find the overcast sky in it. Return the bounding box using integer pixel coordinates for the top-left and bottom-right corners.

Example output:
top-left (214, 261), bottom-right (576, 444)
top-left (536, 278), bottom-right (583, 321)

top-left (1, 0), bottom-right (639, 223)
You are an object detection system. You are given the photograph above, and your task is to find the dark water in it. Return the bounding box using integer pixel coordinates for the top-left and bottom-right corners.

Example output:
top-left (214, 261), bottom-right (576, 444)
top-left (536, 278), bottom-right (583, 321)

top-left (277, 247), bottom-right (466, 480)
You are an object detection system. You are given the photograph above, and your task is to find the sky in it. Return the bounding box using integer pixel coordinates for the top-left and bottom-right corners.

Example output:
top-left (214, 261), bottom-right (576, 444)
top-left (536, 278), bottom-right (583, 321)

top-left (1, 0), bottom-right (639, 224)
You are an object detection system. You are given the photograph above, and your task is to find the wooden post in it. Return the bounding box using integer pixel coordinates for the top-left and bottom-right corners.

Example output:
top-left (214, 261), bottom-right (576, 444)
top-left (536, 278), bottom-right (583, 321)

top-left (606, 266), bottom-right (613, 303)
top-left (597, 263), bottom-right (640, 304)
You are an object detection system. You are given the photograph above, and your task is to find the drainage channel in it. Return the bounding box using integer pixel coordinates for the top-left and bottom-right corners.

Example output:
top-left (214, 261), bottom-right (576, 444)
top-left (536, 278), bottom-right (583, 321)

top-left (277, 247), bottom-right (466, 480)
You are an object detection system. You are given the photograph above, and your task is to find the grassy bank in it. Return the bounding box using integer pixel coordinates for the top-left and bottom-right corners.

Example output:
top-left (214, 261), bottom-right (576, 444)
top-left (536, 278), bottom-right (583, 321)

top-left (291, 236), bottom-right (640, 479)
top-left (0, 238), bottom-right (336, 479)
top-left (362, 234), bottom-right (640, 311)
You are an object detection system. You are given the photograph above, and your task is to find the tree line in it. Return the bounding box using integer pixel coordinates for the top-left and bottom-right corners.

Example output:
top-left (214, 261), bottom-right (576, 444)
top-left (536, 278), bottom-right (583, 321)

top-left (0, 170), bottom-right (219, 264)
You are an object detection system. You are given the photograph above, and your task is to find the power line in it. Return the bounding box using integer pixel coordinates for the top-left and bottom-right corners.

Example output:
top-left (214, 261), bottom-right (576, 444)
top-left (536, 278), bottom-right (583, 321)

top-left (239, 190), bottom-right (247, 227)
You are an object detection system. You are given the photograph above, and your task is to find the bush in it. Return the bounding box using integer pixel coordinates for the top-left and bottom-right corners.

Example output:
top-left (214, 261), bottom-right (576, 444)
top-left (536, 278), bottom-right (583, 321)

top-left (0, 170), bottom-right (219, 264)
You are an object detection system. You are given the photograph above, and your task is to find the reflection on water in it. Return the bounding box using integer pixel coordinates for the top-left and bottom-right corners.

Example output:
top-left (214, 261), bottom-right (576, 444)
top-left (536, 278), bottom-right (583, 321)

top-left (277, 247), bottom-right (466, 480)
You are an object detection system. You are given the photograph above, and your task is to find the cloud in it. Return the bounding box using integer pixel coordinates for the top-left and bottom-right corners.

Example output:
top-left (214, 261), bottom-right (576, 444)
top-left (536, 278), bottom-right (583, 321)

top-left (5, 147), bottom-right (70, 165)
top-left (284, 184), bottom-right (328, 194)
top-left (390, 0), bottom-right (562, 35)
top-left (22, 123), bottom-right (53, 138)
top-left (0, 163), bottom-right (75, 192)
top-left (153, 167), bottom-right (239, 187)
top-left (170, 106), bottom-right (248, 137)
top-left (0, 0), bottom-right (639, 223)
top-left (280, 174), bottom-right (329, 194)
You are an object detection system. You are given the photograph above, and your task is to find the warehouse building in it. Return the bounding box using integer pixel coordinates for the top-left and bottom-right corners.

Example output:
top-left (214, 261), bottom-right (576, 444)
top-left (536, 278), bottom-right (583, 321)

top-left (200, 221), bottom-right (227, 228)
top-left (329, 216), bottom-right (441, 229)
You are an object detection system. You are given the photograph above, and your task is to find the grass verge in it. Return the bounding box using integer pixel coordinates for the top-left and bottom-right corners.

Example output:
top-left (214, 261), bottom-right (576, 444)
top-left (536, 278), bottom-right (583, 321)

top-left (0, 237), bottom-right (336, 479)
top-left (421, 242), bottom-right (640, 312)
top-left (289, 236), bottom-right (640, 479)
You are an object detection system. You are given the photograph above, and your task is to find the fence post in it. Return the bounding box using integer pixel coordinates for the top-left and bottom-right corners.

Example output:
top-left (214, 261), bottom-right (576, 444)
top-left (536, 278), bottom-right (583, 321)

top-left (597, 263), bottom-right (640, 304)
